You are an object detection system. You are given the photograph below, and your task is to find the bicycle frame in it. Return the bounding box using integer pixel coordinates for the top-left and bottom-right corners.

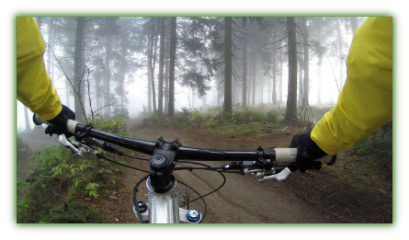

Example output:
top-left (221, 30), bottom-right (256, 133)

top-left (134, 178), bottom-right (203, 223)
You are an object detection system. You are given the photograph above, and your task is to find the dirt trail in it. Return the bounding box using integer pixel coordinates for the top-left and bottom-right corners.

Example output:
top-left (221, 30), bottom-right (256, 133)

top-left (18, 120), bottom-right (391, 223)
top-left (110, 123), bottom-right (329, 223)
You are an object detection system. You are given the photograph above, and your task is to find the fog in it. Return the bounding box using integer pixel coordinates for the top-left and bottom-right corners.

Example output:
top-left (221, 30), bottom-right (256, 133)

top-left (17, 17), bottom-right (366, 133)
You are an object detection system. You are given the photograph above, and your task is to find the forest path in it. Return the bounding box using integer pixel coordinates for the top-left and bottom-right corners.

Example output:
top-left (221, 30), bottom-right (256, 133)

top-left (108, 120), bottom-right (329, 223)
top-left (18, 118), bottom-right (391, 223)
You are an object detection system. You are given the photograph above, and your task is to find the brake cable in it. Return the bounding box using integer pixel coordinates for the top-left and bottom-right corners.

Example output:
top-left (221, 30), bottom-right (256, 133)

top-left (97, 153), bottom-right (149, 173)
top-left (81, 140), bottom-right (253, 223)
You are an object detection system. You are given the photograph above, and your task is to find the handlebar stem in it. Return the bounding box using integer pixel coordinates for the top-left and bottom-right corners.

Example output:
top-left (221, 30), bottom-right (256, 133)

top-left (148, 137), bottom-right (182, 193)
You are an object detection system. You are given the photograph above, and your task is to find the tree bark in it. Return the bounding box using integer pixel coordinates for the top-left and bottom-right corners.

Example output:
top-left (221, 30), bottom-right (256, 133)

top-left (158, 17), bottom-right (165, 115)
top-left (168, 17), bottom-right (177, 116)
top-left (271, 36), bottom-right (277, 104)
top-left (279, 47), bottom-right (283, 104)
top-left (164, 52), bottom-right (169, 113)
top-left (148, 18), bottom-right (159, 113)
top-left (223, 17), bottom-right (233, 113)
top-left (119, 38), bottom-right (127, 116)
top-left (298, 60), bottom-right (303, 106)
top-left (73, 17), bottom-right (86, 123)
top-left (285, 17), bottom-right (298, 120)
top-left (241, 38), bottom-right (247, 108)
top-left (147, 34), bottom-right (152, 113)
top-left (251, 48), bottom-right (253, 106)
top-left (302, 17), bottom-right (310, 111)
top-left (104, 30), bottom-right (112, 118)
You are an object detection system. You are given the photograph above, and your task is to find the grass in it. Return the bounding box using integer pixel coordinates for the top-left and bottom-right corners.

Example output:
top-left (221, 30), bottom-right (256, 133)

top-left (143, 106), bottom-right (281, 138)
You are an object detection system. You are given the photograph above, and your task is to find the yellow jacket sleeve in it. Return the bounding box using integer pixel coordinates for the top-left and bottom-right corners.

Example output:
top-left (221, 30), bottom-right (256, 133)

top-left (311, 17), bottom-right (393, 155)
top-left (17, 17), bottom-right (62, 121)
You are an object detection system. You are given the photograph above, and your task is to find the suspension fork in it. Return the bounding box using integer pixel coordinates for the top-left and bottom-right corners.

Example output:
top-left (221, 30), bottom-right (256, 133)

top-left (146, 176), bottom-right (180, 223)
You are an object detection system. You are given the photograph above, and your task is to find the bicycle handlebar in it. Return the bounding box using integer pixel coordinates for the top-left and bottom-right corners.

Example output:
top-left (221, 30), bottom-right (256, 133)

top-left (33, 114), bottom-right (335, 167)
top-left (33, 114), bottom-right (296, 164)
top-left (32, 113), bottom-right (334, 223)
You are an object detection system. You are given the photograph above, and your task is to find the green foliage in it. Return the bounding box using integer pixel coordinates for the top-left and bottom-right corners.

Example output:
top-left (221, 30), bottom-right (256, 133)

top-left (267, 110), bottom-right (279, 123)
top-left (90, 114), bottom-right (130, 136)
top-left (143, 107), bottom-right (280, 138)
top-left (48, 202), bottom-right (102, 223)
top-left (143, 113), bottom-right (161, 127)
top-left (86, 183), bottom-right (100, 198)
top-left (354, 139), bottom-right (372, 156)
top-left (17, 116), bottom-right (128, 223)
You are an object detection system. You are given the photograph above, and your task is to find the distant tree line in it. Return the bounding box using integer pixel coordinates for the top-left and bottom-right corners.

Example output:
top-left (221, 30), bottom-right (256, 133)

top-left (22, 16), bottom-right (364, 129)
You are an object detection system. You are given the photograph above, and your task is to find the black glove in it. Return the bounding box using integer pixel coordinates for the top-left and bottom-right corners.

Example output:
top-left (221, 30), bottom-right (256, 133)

top-left (45, 105), bottom-right (76, 137)
top-left (289, 132), bottom-right (327, 173)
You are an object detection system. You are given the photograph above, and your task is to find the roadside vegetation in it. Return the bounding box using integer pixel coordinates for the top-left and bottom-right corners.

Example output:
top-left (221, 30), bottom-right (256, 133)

top-left (144, 106), bottom-right (286, 138)
top-left (17, 116), bottom-right (130, 223)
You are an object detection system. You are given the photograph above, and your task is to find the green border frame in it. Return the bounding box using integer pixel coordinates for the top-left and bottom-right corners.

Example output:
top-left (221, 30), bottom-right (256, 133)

top-left (1, 0), bottom-right (409, 239)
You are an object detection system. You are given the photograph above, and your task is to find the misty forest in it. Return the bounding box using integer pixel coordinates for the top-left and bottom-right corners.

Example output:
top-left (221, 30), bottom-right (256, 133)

top-left (18, 16), bottom-right (365, 128)
top-left (17, 17), bottom-right (392, 224)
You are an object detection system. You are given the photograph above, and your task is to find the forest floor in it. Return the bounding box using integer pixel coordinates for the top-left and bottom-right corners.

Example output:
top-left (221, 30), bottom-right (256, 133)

top-left (17, 117), bottom-right (393, 223)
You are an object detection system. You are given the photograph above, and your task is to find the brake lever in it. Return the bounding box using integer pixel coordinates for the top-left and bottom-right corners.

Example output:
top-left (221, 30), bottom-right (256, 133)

top-left (57, 134), bottom-right (81, 156)
top-left (73, 139), bottom-right (99, 159)
top-left (257, 167), bottom-right (291, 182)
top-left (244, 167), bottom-right (291, 182)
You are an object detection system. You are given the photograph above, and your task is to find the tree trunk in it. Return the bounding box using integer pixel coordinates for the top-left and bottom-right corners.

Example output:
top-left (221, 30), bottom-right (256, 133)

top-left (251, 47), bottom-right (253, 106)
top-left (302, 17), bottom-right (310, 111)
top-left (158, 17), bottom-right (165, 115)
top-left (104, 32), bottom-right (112, 118)
top-left (285, 17), bottom-right (298, 120)
top-left (147, 38), bottom-right (152, 113)
top-left (119, 39), bottom-right (127, 116)
top-left (241, 38), bottom-right (247, 108)
top-left (152, 18), bottom-right (159, 113)
top-left (223, 17), bottom-right (233, 113)
top-left (271, 38), bottom-right (277, 104)
top-left (168, 17), bottom-right (177, 117)
top-left (148, 18), bottom-right (159, 113)
top-left (164, 53), bottom-right (169, 113)
top-left (73, 17), bottom-right (86, 123)
top-left (298, 60), bottom-right (303, 106)
top-left (279, 47), bottom-right (283, 104)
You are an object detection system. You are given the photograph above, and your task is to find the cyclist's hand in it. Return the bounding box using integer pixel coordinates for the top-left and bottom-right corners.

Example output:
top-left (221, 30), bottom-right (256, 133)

top-left (45, 105), bottom-right (76, 138)
top-left (289, 132), bottom-right (327, 173)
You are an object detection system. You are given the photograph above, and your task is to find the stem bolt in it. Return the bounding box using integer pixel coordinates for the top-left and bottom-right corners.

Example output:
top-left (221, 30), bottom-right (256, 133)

top-left (186, 209), bottom-right (201, 222)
